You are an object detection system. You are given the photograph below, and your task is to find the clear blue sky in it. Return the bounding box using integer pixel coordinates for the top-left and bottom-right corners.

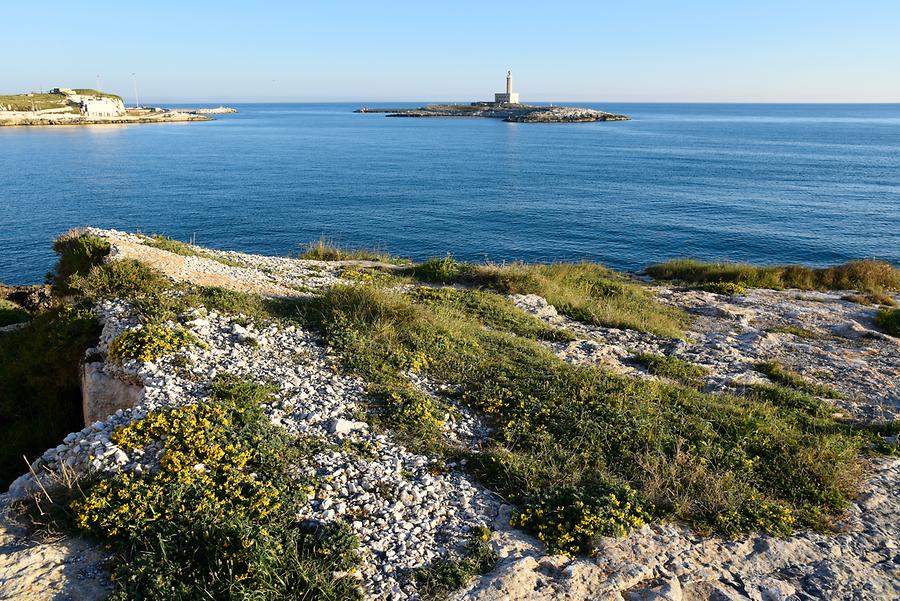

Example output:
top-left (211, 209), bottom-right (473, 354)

top-left (3, 0), bottom-right (899, 103)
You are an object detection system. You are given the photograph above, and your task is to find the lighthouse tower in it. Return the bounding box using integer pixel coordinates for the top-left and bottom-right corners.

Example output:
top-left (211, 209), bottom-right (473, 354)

top-left (494, 70), bottom-right (520, 105)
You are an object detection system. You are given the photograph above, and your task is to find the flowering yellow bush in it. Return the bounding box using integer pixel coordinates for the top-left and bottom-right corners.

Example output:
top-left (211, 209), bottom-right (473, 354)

top-left (73, 400), bottom-right (287, 541)
top-left (384, 387), bottom-right (444, 431)
top-left (714, 494), bottom-right (796, 536)
top-left (510, 485), bottom-right (652, 556)
top-left (65, 376), bottom-right (361, 599)
top-left (108, 324), bottom-right (199, 362)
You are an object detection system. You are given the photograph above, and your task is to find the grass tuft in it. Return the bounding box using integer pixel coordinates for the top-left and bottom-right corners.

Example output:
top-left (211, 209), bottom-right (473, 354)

top-left (874, 308), bottom-right (900, 337)
top-left (700, 282), bottom-right (746, 296)
top-left (407, 260), bottom-right (688, 338)
top-left (754, 361), bottom-right (844, 400)
top-left (646, 258), bottom-right (900, 294)
top-left (143, 235), bottom-right (246, 267)
top-left (632, 352), bottom-right (708, 388)
top-left (412, 526), bottom-right (497, 599)
top-left (51, 231), bottom-right (111, 292)
top-left (299, 238), bottom-right (406, 264)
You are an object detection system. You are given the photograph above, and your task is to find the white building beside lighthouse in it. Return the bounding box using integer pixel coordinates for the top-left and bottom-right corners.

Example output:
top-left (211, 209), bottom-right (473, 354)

top-left (494, 70), bottom-right (520, 105)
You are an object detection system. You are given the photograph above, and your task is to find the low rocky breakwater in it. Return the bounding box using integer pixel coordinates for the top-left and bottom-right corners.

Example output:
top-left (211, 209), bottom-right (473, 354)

top-left (1, 229), bottom-right (898, 601)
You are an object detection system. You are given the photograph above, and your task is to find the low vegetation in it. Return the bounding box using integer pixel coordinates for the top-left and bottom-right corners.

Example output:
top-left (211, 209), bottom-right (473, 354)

top-left (71, 89), bottom-right (123, 101)
top-left (412, 526), bottom-right (497, 599)
top-left (306, 282), bottom-right (883, 553)
top-left (143, 235), bottom-right (246, 267)
top-left (646, 258), bottom-right (900, 294)
top-left (51, 231), bottom-right (111, 292)
top-left (754, 361), bottom-right (844, 399)
top-left (631, 352), bottom-right (708, 388)
top-left (0, 305), bottom-right (99, 488)
top-left (61, 375), bottom-right (362, 600)
top-left (407, 258), bottom-right (688, 338)
top-left (842, 291), bottom-right (897, 307)
top-left (0, 299), bottom-right (30, 327)
top-left (874, 308), bottom-right (900, 337)
top-left (300, 238), bottom-right (408, 264)
top-left (0, 92), bottom-right (76, 112)
top-left (700, 282), bottom-right (746, 296)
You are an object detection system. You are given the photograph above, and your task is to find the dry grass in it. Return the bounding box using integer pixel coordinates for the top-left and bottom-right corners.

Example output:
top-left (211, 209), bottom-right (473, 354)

top-left (646, 259), bottom-right (900, 294)
top-left (452, 261), bottom-right (688, 338)
top-left (298, 238), bottom-right (408, 264)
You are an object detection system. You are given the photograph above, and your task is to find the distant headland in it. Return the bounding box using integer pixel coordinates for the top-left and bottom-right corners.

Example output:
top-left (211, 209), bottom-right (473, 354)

top-left (0, 88), bottom-right (236, 127)
top-left (355, 71), bottom-right (629, 123)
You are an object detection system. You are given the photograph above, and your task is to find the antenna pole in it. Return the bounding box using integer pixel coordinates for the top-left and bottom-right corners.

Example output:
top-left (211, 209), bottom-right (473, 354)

top-left (132, 73), bottom-right (140, 108)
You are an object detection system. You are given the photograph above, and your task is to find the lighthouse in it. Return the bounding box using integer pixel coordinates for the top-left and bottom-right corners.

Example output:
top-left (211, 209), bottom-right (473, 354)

top-left (494, 70), bottom-right (520, 105)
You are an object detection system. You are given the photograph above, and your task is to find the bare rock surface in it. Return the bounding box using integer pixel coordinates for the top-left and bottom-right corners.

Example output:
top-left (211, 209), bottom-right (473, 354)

top-left (0, 505), bottom-right (112, 601)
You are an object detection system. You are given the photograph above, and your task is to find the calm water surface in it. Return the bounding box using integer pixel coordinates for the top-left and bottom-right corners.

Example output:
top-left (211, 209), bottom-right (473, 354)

top-left (1, 103), bottom-right (899, 284)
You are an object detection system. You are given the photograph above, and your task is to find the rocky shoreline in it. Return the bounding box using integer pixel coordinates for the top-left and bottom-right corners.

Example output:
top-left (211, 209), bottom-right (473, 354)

top-left (355, 104), bottom-right (629, 123)
top-left (0, 111), bottom-right (212, 127)
top-left (1, 230), bottom-right (897, 600)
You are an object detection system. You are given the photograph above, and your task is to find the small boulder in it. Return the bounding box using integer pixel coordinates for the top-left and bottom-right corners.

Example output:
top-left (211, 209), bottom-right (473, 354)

top-left (328, 418), bottom-right (369, 435)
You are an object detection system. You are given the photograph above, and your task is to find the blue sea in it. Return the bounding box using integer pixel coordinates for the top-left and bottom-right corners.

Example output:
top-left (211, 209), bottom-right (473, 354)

top-left (2, 103), bottom-right (899, 285)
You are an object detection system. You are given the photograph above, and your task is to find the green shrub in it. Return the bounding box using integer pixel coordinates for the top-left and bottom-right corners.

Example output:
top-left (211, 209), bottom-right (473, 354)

top-left (0, 305), bottom-right (100, 488)
top-left (842, 291), bottom-right (897, 307)
top-left (700, 282), bottom-right (746, 296)
top-left (68, 258), bottom-right (170, 301)
top-left (0, 299), bottom-right (30, 327)
top-left (874, 308), bottom-right (900, 336)
top-left (69, 375), bottom-right (362, 600)
top-left (51, 231), bottom-right (111, 292)
top-left (646, 258), bottom-right (900, 293)
top-left (632, 352), bottom-right (708, 388)
top-left (339, 267), bottom-right (404, 287)
top-left (510, 484), bottom-right (651, 556)
top-left (108, 324), bottom-right (199, 362)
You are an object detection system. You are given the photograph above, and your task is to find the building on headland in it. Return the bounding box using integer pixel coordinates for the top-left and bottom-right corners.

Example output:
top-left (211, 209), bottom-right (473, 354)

top-left (49, 87), bottom-right (126, 117)
top-left (80, 97), bottom-right (125, 117)
top-left (494, 70), bottom-right (520, 105)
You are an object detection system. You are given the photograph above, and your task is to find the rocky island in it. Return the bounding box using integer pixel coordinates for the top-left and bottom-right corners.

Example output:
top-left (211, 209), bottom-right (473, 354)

top-left (356, 71), bottom-right (629, 123)
top-left (1, 230), bottom-right (898, 600)
top-left (0, 88), bottom-right (225, 127)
